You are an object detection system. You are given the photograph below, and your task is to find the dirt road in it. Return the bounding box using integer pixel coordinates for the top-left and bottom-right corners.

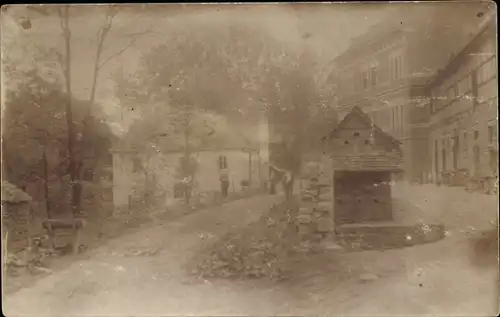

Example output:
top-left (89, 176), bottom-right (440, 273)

top-left (3, 194), bottom-right (498, 316)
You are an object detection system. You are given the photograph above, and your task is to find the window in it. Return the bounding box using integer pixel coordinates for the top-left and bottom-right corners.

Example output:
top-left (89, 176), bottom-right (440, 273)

top-left (463, 131), bottom-right (468, 151)
top-left (132, 157), bottom-right (142, 173)
top-left (459, 76), bottom-right (472, 94)
top-left (218, 155), bottom-right (228, 170)
top-left (474, 130), bottom-right (479, 141)
top-left (391, 54), bottom-right (403, 81)
top-left (58, 148), bottom-right (67, 160)
top-left (490, 149), bottom-right (498, 175)
top-left (392, 107), bottom-right (396, 131)
top-left (398, 56), bottom-right (403, 79)
top-left (362, 71), bottom-right (369, 90)
top-left (473, 146), bottom-right (480, 175)
top-left (399, 105), bottom-right (404, 130)
top-left (434, 140), bottom-right (439, 179)
top-left (477, 59), bottom-right (496, 85)
top-left (174, 183), bottom-right (184, 198)
top-left (83, 168), bottom-right (94, 182)
top-left (488, 125), bottom-right (497, 143)
top-left (454, 84), bottom-right (459, 98)
top-left (447, 87), bottom-right (454, 101)
top-left (441, 139), bottom-right (447, 172)
top-left (370, 66), bottom-right (378, 87)
top-left (354, 73), bottom-right (361, 91)
top-left (471, 69), bottom-right (479, 110)
top-left (452, 134), bottom-right (459, 170)
top-left (101, 170), bottom-right (113, 181)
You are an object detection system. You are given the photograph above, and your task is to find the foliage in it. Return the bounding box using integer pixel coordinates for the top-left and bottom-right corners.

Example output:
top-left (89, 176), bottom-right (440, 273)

top-left (192, 200), bottom-right (303, 280)
top-left (113, 22), bottom-right (336, 177)
top-left (2, 5), bottom-right (157, 215)
top-left (1, 61), bottom-right (114, 212)
top-left (111, 20), bottom-right (339, 202)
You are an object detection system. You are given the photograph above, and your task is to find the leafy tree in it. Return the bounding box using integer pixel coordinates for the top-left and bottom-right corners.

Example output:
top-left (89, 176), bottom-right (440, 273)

top-left (2, 64), bottom-right (114, 215)
top-left (4, 5), bottom-right (157, 215)
top-left (113, 21), bottom-right (339, 201)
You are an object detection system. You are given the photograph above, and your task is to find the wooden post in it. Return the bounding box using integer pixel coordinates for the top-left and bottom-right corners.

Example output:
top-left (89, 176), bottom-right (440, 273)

top-left (248, 151), bottom-right (252, 185)
top-left (46, 223), bottom-right (55, 251)
top-left (72, 227), bottom-right (81, 255)
top-left (42, 149), bottom-right (51, 219)
top-left (331, 169), bottom-right (336, 233)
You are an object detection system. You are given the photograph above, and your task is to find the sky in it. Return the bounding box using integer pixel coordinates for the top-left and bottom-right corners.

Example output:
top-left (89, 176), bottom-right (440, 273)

top-left (1, 4), bottom-right (395, 134)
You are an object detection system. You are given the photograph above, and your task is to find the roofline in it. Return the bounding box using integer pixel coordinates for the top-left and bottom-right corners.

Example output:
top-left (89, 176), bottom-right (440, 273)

top-left (329, 106), bottom-right (402, 146)
top-left (330, 21), bottom-right (403, 68)
top-left (427, 14), bottom-right (496, 88)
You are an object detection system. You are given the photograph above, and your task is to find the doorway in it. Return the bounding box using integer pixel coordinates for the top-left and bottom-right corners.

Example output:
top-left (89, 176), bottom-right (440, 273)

top-left (334, 171), bottom-right (393, 225)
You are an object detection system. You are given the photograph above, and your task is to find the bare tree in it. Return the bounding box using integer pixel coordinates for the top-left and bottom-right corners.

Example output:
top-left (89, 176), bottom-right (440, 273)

top-left (20, 5), bottom-right (157, 215)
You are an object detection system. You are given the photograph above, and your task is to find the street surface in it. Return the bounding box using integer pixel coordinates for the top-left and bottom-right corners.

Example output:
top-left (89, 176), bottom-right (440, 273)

top-left (3, 193), bottom-right (498, 316)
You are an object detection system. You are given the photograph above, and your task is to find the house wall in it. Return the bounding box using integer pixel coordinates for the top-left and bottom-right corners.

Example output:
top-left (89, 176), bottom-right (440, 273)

top-left (331, 7), bottom-right (492, 183)
top-left (112, 149), bottom-right (264, 211)
top-left (428, 21), bottom-right (497, 183)
top-left (332, 25), bottom-right (428, 182)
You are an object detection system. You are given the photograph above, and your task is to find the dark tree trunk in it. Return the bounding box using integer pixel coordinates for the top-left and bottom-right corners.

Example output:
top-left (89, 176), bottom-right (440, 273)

top-left (60, 6), bottom-right (82, 217)
top-left (283, 174), bottom-right (295, 200)
top-left (42, 149), bottom-right (51, 219)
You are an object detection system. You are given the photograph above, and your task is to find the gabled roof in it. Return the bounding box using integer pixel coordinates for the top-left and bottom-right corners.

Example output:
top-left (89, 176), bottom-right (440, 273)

top-left (329, 106), bottom-right (401, 147)
top-left (114, 112), bottom-right (259, 154)
top-left (331, 3), bottom-right (493, 77)
top-left (428, 14), bottom-right (496, 88)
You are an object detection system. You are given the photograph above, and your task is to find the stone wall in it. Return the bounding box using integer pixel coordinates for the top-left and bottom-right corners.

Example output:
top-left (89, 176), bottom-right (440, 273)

top-left (296, 181), bottom-right (334, 245)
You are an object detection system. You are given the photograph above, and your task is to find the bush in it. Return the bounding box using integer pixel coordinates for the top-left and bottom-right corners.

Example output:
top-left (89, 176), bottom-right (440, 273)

top-left (191, 200), bottom-right (304, 281)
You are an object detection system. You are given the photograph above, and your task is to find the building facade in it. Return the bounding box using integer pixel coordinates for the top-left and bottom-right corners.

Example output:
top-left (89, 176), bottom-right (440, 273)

top-left (330, 3), bottom-right (493, 182)
top-left (111, 113), bottom-right (270, 211)
top-left (428, 17), bottom-right (497, 186)
top-left (112, 148), bottom-right (264, 210)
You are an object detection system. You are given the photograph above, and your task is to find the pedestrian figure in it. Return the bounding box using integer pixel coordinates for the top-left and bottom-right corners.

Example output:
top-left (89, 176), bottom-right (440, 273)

top-left (220, 174), bottom-right (229, 198)
top-left (282, 170), bottom-right (294, 199)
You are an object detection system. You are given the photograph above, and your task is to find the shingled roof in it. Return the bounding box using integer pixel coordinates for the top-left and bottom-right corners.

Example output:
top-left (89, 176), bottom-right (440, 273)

top-left (1, 181), bottom-right (32, 203)
top-left (330, 106), bottom-right (401, 148)
top-left (114, 112), bottom-right (259, 154)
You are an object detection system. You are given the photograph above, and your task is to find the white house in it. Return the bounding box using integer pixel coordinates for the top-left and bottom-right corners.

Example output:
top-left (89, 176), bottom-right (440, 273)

top-left (111, 114), bottom-right (269, 211)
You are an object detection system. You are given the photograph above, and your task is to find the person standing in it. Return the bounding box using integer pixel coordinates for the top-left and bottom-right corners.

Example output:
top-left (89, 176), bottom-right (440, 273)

top-left (220, 173), bottom-right (229, 198)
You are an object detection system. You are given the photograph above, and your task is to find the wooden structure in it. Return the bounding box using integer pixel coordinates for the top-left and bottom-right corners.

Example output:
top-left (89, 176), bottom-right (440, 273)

top-left (328, 107), bottom-right (403, 225)
top-left (41, 218), bottom-right (86, 255)
top-left (1, 181), bottom-right (33, 253)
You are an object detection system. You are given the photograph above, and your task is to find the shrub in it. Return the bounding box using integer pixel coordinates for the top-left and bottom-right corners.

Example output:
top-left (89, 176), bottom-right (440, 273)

top-left (191, 200), bottom-right (303, 280)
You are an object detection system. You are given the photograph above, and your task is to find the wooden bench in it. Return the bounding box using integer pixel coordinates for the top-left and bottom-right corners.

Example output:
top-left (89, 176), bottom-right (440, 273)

top-left (41, 218), bottom-right (86, 255)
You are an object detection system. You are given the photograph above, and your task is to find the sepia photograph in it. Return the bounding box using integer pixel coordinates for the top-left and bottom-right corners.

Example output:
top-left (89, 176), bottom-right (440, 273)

top-left (1, 2), bottom-right (498, 316)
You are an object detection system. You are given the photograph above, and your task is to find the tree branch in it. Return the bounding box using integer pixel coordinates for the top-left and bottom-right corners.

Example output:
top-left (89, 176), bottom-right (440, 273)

top-left (97, 26), bottom-right (156, 71)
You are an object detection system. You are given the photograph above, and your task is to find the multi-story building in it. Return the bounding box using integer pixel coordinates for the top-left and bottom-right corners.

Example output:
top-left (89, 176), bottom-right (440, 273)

top-left (427, 15), bottom-right (497, 186)
top-left (330, 3), bottom-right (493, 182)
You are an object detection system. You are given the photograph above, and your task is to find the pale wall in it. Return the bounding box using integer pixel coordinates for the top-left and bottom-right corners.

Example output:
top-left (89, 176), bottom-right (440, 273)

top-left (112, 149), bottom-right (265, 210)
top-left (429, 36), bottom-right (497, 181)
